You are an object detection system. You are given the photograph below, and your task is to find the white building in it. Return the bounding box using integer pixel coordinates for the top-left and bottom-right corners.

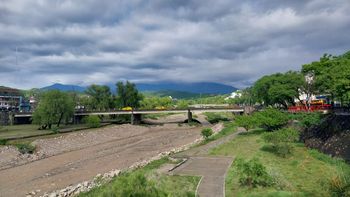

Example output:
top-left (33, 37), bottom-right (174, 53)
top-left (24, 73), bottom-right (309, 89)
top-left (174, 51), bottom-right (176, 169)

top-left (225, 90), bottom-right (242, 100)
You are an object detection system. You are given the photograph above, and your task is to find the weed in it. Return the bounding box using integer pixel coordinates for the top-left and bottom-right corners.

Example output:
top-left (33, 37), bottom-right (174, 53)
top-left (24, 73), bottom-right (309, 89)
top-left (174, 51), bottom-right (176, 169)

top-left (15, 143), bottom-right (36, 154)
top-left (201, 128), bottom-right (213, 139)
top-left (328, 171), bottom-right (350, 197)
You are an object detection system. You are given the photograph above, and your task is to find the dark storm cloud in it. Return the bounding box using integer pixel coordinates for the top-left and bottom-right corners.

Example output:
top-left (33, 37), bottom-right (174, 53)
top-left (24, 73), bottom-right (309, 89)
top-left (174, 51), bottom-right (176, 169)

top-left (0, 0), bottom-right (349, 89)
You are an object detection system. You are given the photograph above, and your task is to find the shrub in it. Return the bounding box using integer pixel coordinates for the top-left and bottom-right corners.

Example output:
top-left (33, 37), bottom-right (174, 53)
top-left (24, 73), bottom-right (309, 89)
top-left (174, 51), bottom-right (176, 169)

top-left (201, 128), bottom-right (213, 139)
top-left (0, 139), bottom-right (8, 145)
top-left (262, 128), bottom-right (300, 157)
top-left (288, 112), bottom-right (323, 128)
top-left (83, 115), bottom-right (101, 128)
top-left (114, 172), bottom-right (167, 197)
top-left (328, 171), bottom-right (350, 197)
top-left (254, 108), bottom-right (289, 131)
top-left (235, 158), bottom-right (274, 188)
top-left (235, 115), bottom-right (256, 131)
top-left (16, 143), bottom-right (36, 154)
top-left (300, 113), bottom-right (322, 128)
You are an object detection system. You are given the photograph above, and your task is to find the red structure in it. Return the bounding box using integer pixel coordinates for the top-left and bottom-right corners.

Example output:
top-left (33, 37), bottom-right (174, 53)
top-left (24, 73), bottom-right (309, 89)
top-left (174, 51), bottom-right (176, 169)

top-left (288, 102), bottom-right (332, 113)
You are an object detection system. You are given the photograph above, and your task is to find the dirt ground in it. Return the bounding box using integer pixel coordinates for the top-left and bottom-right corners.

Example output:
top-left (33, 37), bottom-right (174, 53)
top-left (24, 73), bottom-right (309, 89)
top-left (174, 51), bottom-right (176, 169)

top-left (0, 116), bottom-right (203, 196)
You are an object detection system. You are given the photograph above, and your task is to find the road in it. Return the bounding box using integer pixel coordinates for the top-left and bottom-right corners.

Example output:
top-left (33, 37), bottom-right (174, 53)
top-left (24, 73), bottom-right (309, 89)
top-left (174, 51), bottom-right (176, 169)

top-left (0, 124), bottom-right (201, 197)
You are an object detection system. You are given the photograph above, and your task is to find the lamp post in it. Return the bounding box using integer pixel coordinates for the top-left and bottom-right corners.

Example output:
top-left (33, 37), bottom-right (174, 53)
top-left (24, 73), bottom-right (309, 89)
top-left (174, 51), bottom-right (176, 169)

top-left (305, 72), bottom-right (314, 112)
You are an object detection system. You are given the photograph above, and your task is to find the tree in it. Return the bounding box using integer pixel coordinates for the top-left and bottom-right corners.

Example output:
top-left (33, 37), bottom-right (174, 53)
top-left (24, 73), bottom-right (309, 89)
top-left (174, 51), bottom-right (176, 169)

top-left (302, 54), bottom-right (334, 97)
top-left (253, 71), bottom-right (304, 108)
top-left (140, 96), bottom-right (173, 109)
top-left (33, 90), bottom-right (74, 129)
top-left (235, 115), bottom-right (256, 131)
top-left (85, 84), bottom-right (112, 110)
top-left (176, 100), bottom-right (190, 109)
top-left (302, 52), bottom-right (350, 105)
top-left (253, 108), bottom-right (289, 131)
top-left (115, 81), bottom-right (143, 108)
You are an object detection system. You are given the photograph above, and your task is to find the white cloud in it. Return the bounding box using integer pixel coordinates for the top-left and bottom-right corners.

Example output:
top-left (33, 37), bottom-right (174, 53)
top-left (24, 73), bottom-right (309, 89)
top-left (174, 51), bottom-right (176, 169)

top-left (0, 0), bottom-right (349, 89)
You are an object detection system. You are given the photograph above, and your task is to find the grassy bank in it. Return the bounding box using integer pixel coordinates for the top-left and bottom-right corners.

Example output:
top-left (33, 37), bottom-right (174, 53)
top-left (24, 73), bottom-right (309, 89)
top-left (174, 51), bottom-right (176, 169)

top-left (0, 124), bottom-right (53, 139)
top-left (203, 112), bottom-right (235, 124)
top-left (79, 157), bottom-right (200, 197)
top-left (0, 123), bottom-right (111, 141)
top-left (198, 121), bottom-right (237, 146)
top-left (210, 129), bottom-right (350, 197)
top-left (143, 112), bottom-right (179, 120)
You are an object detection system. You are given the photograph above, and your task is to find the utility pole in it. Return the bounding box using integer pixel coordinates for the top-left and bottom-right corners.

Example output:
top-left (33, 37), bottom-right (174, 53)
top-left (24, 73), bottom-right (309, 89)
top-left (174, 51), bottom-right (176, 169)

top-left (305, 72), bottom-right (314, 113)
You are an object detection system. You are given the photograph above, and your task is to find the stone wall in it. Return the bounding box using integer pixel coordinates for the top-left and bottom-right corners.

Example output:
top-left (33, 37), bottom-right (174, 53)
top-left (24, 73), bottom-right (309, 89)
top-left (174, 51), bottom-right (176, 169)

top-left (302, 114), bottom-right (350, 162)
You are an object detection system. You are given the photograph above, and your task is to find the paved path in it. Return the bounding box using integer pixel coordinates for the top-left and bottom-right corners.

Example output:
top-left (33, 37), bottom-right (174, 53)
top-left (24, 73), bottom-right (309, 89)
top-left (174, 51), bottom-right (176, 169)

top-left (171, 127), bottom-right (245, 197)
top-left (172, 156), bottom-right (233, 197)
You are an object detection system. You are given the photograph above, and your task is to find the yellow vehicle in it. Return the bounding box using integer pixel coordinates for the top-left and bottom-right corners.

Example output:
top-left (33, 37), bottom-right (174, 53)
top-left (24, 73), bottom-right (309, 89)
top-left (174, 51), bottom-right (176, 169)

top-left (155, 106), bottom-right (166, 110)
top-left (311, 99), bottom-right (325, 105)
top-left (121, 106), bottom-right (133, 111)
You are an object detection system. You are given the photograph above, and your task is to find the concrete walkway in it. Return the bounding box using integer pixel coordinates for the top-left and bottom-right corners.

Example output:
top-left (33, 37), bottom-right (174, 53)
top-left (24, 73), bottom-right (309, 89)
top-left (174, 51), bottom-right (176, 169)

top-left (171, 127), bottom-right (245, 197)
top-left (171, 156), bottom-right (233, 197)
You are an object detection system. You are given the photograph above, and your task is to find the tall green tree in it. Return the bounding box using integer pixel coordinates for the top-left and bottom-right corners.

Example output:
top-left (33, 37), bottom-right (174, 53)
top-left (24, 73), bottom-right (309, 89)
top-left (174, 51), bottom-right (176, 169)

top-left (115, 81), bottom-right (143, 108)
top-left (140, 96), bottom-right (173, 109)
top-left (85, 84), bottom-right (113, 110)
top-left (33, 90), bottom-right (74, 129)
top-left (253, 71), bottom-right (304, 108)
top-left (302, 52), bottom-right (350, 105)
top-left (302, 54), bottom-right (334, 98)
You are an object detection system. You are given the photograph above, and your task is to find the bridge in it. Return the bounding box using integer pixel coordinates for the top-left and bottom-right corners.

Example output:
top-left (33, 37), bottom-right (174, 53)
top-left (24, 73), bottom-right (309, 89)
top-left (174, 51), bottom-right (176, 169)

top-left (12, 108), bottom-right (245, 125)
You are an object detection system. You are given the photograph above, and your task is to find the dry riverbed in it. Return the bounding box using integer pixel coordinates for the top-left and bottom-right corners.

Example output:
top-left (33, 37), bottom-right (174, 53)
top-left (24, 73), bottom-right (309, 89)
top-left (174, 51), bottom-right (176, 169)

top-left (0, 122), bottom-right (203, 197)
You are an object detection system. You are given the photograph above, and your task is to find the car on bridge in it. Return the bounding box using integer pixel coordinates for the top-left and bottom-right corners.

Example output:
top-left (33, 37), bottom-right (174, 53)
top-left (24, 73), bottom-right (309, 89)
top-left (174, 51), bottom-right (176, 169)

top-left (121, 106), bottom-right (133, 111)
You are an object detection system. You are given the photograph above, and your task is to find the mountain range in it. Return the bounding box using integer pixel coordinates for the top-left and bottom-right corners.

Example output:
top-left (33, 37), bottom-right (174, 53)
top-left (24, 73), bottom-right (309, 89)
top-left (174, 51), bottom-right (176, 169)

top-left (41, 82), bottom-right (237, 96)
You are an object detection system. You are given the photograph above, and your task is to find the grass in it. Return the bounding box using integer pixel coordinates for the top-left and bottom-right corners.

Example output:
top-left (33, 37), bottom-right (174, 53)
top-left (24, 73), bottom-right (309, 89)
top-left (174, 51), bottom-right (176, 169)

top-left (0, 123), bottom-right (110, 140)
top-left (0, 124), bottom-right (53, 139)
top-left (203, 112), bottom-right (235, 124)
top-left (79, 157), bottom-right (200, 197)
top-left (210, 129), bottom-right (350, 197)
top-left (0, 124), bottom-right (113, 150)
top-left (143, 113), bottom-right (178, 120)
top-left (198, 121), bottom-right (237, 146)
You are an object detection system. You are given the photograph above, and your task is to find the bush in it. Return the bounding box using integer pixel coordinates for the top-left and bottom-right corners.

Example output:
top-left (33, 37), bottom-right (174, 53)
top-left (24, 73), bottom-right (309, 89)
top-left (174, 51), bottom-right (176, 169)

top-left (235, 115), bottom-right (256, 131)
top-left (262, 128), bottom-right (300, 157)
top-left (0, 139), bottom-right (8, 145)
top-left (254, 108), bottom-right (289, 131)
top-left (201, 128), bottom-right (213, 139)
top-left (108, 172), bottom-right (167, 197)
top-left (15, 143), bottom-right (36, 154)
top-left (235, 158), bottom-right (274, 188)
top-left (289, 112), bottom-right (323, 128)
top-left (83, 115), bottom-right (101, 128)
top-left (300, 113), bottom-right (322, 128)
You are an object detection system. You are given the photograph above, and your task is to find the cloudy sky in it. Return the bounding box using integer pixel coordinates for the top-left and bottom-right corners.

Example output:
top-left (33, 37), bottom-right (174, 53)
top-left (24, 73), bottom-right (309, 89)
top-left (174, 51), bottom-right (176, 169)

top-left (1, 0), bottom-right (350, 89)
